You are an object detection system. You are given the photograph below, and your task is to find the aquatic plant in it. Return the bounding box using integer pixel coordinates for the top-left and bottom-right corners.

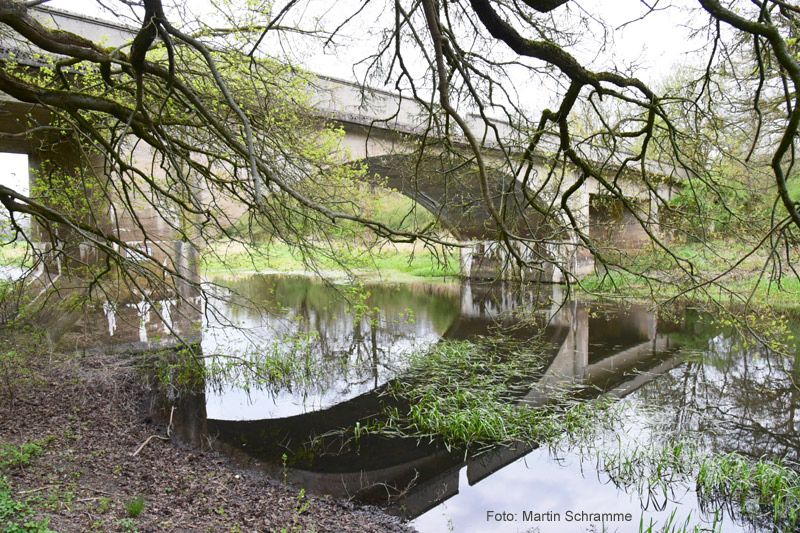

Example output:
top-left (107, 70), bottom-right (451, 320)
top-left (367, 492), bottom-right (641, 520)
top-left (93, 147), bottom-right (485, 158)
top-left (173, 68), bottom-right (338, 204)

top-left (696, 452), bottom-right (800, 530)
top-left (149, 329), bottom-right (326, 398)
top-left (369, 334), bottom-right (800, 531)
top-left (375, 338), bottom-right (619, 450)
top-left (599, 437), bottom-right (701, 504)
top-left (591, 426), bottom-right (800, 530)
top-left (636, 509), bottom-right (723, 533)
top-left (204, 330), bottom-right (328, 393)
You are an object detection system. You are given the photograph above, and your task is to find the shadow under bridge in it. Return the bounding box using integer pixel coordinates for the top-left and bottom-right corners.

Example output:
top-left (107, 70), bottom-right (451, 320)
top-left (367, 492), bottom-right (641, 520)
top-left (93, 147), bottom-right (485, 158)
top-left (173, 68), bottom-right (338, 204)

top-left (360, 153), bottom-right (565, 281)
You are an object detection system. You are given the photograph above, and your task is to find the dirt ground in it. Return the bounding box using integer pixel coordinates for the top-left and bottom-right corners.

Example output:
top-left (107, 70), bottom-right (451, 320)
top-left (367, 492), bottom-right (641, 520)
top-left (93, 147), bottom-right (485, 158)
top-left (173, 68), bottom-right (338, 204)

top-left (0, 348), bottom-right (413, 532)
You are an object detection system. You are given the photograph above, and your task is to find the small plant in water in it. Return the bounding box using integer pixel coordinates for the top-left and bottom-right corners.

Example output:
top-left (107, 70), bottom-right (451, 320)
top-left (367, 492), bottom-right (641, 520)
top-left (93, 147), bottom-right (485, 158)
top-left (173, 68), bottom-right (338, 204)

top-left (373, 334), bottom-right (800, 532)
top-left (202, 331), bottom-right (323, 398)
top-left (586, 414), bottom-right (800, 531)
top-left (374, 338), bottom-right (618, 450)
top-left (696, 452), bottom-right (800, 529)
top-left (637, 508), bottom-right (723, 533)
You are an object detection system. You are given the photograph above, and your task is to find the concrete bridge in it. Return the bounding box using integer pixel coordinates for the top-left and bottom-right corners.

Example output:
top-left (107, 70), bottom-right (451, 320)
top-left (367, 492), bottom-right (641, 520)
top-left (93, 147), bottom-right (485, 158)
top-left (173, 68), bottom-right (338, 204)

top-left (0, 6), bottom-right (681, 282)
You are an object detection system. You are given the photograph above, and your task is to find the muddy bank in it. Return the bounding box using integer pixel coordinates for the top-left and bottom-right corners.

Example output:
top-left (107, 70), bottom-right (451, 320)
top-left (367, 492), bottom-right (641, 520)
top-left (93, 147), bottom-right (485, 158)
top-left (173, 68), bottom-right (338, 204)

top-left (0, 349), bottom-right (412, 532)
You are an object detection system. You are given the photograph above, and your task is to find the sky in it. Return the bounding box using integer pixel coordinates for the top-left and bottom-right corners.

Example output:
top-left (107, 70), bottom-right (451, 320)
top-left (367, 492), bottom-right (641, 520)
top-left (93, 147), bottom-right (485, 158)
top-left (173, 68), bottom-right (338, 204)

top-left (37, 0), bottom-right (701, 83)
top-left (0, 153), bottom-right (28, 196)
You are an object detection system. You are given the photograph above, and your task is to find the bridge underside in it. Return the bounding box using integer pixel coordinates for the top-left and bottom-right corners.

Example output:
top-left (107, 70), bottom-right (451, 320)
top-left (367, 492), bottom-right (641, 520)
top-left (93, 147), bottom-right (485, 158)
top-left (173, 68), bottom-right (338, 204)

top-left (361, 153), bottom-right (575, 281)
top-left (362, 153), bottom-right (553, 241)
top-left (0, 97), bottom-right (200, 301)
top-left (358, 148), bottom-right (664, 281)
top-left (0, 100), bottom-right (105, 271)
top-left (0, 6), bottom-right (675, 291)
top-left (1, 94), bottom-right (653, 286)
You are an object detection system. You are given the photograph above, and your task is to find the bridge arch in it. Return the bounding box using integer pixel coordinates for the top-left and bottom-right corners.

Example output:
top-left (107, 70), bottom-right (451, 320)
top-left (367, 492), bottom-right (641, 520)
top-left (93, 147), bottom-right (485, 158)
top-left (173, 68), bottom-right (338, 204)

top-left (356, 152), bottom-right (565, 281)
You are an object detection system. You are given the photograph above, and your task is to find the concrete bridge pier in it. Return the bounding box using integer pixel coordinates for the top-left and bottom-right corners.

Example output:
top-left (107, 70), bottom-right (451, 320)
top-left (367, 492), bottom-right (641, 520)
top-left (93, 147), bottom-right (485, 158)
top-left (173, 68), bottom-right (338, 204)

top-left (459, 239), bottom-right (595, 282)
top-left (0, 101), bottom-right (113, 279)
top-left (460, 241), bottom-right (554, 282)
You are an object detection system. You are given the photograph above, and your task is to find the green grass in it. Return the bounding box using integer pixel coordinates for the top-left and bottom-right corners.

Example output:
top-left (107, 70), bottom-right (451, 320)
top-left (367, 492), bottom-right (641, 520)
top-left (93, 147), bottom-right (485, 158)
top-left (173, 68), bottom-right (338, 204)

top-left (636, 509), bottom-right (722, 533)
top-left (211, 185), bottom-right (454, 281)
top-left (697, 452), bottom-right (800, 528)
top-left (367, 339), bottom-right (618, 449)
top-left (0, 241), bottom-right (34, 269)
top-left (124, 496), bottom-right (145, 518)
top-left (579, 238), bottom-right (800, 306)
top-left (362, 335), bottom-right (800, 531)
top-left (202, 240), bottom-right (458, 280)
top-left (201, 332), bottom-right (322, 395)
top-left (593, 426), bottom-right (800, 530)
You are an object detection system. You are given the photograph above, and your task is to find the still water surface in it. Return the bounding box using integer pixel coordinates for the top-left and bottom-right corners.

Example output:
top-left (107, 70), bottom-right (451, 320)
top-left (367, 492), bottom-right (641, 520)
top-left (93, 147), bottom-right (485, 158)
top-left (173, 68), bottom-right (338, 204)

top-left (77, 274), bottom-right (800, 533)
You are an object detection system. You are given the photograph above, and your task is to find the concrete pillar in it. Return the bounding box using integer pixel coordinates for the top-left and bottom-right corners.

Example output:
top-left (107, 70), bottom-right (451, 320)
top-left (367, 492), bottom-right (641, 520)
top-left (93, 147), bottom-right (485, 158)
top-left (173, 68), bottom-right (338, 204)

top-left (458, 239), bottom-right (590, 282)
top-left (574, 303), bottom-right (589, 378)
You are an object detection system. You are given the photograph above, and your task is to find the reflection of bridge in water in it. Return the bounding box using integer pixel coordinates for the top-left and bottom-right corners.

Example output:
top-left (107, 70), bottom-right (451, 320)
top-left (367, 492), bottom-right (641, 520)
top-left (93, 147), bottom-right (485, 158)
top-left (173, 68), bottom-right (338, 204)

top-left (56, 276), bottom-right (684, 518)
top-left (49, 275), bottom-right (800, 528)
top-left (150, 280), bottom-right (686, 519)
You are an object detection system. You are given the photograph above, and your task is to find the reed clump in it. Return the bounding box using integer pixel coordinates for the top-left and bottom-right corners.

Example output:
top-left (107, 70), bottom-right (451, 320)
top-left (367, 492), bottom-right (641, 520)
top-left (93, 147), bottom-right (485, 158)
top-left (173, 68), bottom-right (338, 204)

top-left (379, 338), bottom-right (617, 450)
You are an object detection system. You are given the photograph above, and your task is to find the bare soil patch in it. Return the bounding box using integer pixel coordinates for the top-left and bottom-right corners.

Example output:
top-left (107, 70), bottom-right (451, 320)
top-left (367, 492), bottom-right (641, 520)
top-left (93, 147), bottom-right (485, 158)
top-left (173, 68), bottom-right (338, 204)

top-left (0, 348), bottom-right (413, 532)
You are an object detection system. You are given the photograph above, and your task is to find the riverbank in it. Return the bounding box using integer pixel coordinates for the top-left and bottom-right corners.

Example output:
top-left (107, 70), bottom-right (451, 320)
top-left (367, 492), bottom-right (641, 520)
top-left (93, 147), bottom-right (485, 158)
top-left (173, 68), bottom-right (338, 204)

top-left (201, 237), bottom-right (800, 306)
top-left (202, 240), bottom-right (458, 282)
top-left (571, 239), bottom-right (800, 307)
top-left (0, 334), bottom-right (412, 533)
top-left (5, 235), bottom-right (798, 306)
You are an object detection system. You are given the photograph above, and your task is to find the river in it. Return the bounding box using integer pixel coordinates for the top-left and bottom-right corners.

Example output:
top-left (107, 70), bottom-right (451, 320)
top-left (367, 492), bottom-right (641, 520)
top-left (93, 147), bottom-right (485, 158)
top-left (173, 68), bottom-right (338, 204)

top-left (66, 273), bottom-right (800, 533)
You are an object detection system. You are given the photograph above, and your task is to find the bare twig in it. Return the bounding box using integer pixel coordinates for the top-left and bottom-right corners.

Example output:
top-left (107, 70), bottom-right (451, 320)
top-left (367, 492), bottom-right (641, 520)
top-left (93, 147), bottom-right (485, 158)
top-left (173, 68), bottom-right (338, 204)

top-left (132, 406), bottom-right (175, 456)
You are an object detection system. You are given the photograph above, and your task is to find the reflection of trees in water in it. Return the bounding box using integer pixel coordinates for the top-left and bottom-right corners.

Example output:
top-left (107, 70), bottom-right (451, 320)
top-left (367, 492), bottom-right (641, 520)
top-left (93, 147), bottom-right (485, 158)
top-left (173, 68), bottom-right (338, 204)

top-left (637, 316), bottom-right (800, 462)
top-left (203, 275), bottom-right (460, 397)
top-left (168, 282), bottom-right (800, 532)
